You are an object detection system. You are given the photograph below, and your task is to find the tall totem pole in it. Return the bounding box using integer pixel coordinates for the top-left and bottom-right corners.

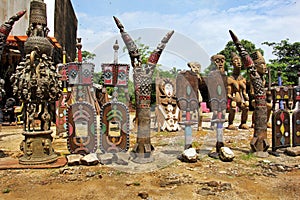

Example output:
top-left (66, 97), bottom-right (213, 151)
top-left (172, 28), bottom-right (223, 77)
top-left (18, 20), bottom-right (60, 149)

top-left (229, 30), bottom-right (269, 157)
top-left (12, 0), bottom-right (62, 164)
top-left (113, 16), bottom-right (174, 163)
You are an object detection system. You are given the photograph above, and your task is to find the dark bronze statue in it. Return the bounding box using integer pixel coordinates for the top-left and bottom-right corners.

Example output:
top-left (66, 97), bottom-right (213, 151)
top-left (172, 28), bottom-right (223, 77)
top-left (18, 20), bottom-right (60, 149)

top-left (12, 0), bottom-right (61, 164)
top-left (227, 52), bottom-right (249, 130)
top-left (229, 30), bottom-right (269, 157)
top-left (114, 16), bottom-right (174, 163)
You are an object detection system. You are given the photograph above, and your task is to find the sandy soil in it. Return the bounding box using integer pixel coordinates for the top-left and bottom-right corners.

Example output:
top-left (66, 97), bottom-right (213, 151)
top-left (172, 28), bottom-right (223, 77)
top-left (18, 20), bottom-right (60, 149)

top-left (0, 113), bottom-right (299, 200)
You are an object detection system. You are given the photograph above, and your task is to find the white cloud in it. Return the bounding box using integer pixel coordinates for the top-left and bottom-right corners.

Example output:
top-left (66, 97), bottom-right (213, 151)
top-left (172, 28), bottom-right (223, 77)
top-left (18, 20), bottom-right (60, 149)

top-left (76, 0), bottom-right (300, 71)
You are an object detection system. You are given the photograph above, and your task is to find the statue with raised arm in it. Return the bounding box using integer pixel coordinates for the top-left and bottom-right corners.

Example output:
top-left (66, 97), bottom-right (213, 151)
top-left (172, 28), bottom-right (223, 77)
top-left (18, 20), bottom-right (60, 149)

top-left (0, 10), bottom-right (26, 57)
top-left (114, 16), bottom-right (174, 163)
top-left (229, 30), bottom-right (269, 157)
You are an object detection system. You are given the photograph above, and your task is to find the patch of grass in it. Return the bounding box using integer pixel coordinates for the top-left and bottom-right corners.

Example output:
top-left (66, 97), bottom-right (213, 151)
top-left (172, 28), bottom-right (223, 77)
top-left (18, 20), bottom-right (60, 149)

top-left (2, 188), bottom-right (11, 194)
top-left (192, 141), bottom-right (202, 149)
top-left (240, 153), bottom-right (255, 161)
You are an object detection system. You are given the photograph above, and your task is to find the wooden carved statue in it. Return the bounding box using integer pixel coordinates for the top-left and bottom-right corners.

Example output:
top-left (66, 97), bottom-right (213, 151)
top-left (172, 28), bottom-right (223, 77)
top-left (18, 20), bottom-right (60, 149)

top-left (66, 39), bottom-right (98, 155)
top-left (271, 70), bottom-right (291, 153)
top-left (156, 78), bottom-right (180, 132)
top-left (250, 51), bottom-right (272, 128)
top-left (227, 52), bottom-right (249, 130)
top-left (230, 30), bottom-right (269, 157)
top-left (100, 40), bottom-right (130, 153)
top-left (209, 54), bottom-right (227, 129)
top-left (114, 16), bottom-right (174, 163)
top-left (292, 72), bottom-right (300, 147)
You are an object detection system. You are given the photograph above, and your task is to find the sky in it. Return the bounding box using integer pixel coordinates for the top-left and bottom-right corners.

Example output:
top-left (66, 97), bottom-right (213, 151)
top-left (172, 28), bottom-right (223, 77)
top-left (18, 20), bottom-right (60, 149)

top-left (70, 0), bottom-right (300, 72)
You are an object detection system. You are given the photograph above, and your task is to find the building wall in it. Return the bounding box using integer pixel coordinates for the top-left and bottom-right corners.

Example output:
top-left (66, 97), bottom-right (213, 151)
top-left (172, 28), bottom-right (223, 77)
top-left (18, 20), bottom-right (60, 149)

top-left (54, 0), bottom-right (78, 61)
top-left (0, 0), bottom-right (77, 61)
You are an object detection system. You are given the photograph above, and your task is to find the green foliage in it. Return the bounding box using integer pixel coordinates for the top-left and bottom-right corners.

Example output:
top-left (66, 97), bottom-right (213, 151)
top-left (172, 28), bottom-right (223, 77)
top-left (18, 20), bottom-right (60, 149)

top-left (122, 37), bottom-right (152, 64)
top-left (262, 39), bottom-right (300, 85)
top-left (93, 71), bottom-right (102, 84)
top-left (81, 50), bottom-right (96, 62)
top-left (218, 40), bottom-right (264, 77)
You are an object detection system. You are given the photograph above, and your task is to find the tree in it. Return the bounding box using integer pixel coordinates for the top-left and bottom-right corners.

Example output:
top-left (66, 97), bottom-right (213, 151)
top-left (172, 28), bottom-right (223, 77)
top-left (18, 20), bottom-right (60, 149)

top-left (81, 50), bottom-right (96, 62)
top-left (217, 40), bottom-right (264, 76)
top-left (262, 39), bottom-right (300, 85)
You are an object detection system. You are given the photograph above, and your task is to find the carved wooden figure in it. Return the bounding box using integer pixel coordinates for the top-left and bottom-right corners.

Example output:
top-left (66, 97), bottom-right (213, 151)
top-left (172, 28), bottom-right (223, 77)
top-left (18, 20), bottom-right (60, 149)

top-left (209, 54), bottom-right (227, 129)
top-left (230, 30), bottom-right (269, 156)
top-left (114, 16), bottom-right (174, 163)
top-left (100, 41), bottom-right (130, 153)
top-left (156, 78), bottom-right (180, 132)
top-left (176, 69), bottom-right (199, 149)
top-left (272, 70), bottom-right (291, 152)
top-left (227, 52), bottom-right (249, 130)
top-left (292, 72), bottom-right (300, 147)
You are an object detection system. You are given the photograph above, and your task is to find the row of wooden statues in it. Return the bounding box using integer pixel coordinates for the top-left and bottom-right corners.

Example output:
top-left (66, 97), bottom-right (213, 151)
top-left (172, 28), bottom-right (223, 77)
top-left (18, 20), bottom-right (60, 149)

top-left (155, 50), bottom-right (271, 133)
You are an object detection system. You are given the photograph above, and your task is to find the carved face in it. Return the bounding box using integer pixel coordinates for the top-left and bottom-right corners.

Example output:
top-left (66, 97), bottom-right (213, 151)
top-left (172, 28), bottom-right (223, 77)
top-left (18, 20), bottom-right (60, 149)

top-left (164, 83), bottom-right (174, 97)
top-left (212, 55), bottom-right (225, 72)
top-left (232, 57), bottom-right (242, 69)
top-left (255, 61), bottom-right (267, 75)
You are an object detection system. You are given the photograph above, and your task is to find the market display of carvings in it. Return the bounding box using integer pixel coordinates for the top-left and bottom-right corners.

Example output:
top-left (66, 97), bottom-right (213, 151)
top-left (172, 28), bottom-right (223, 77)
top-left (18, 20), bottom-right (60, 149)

top-left (227, 52), bottom-right (249, 130)
top-left (114, 16), bottom-right (174, 163)
top-left (230, 30), bottom-right (270, 157)
top-left (12, 0), bottom-right (61, 164)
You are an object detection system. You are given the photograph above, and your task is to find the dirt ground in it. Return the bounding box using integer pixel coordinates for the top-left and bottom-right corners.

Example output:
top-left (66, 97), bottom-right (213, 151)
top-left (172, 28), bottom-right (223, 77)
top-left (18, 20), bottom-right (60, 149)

top-left (0, 112), bottom-right (299, 200)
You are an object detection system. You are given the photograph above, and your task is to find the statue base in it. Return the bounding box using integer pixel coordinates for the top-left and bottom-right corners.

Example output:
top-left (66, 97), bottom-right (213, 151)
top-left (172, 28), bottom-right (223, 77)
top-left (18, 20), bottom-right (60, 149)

top-left (19, 130), bottom-right (58, 165)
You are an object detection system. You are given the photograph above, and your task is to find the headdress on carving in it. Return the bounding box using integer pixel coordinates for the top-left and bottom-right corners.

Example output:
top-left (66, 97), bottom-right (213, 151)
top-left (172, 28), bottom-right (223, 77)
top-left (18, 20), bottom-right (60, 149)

top-left (230, 52), bottom-right (240, 62)
top-left (187, 62), bottom-right (201, 73)
top-left (250, 50), bottom-right (265, 65)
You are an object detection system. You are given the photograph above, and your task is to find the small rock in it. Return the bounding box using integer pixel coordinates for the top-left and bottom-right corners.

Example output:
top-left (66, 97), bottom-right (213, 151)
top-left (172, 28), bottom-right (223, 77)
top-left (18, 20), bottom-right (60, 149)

top-left (207, 181), bottom-right (219, 187)
top-left (219, 147), bottom-right (234, 162)
top-left (277, 165), bottom-right (285, 172)
top-left (262, 159), bottom-right (271, 164)
top-left (253, 151), bottom-right (269, 158)
top-left (86, 171), bottom-right (96, 177)
top-left (99, 153), bottom-right (114, 165)
top-left (181, 148), bottom-right (198, 163)
top-left (138, 191), bottom-right (149, 199)
top-left (66, 154), bottom-right (83, 166)
top-left (285, 147), bottom-right (300, 156)
top-left (81, 153), bottom-right (99, 166)
top-left (220, 183), bottom-right (232, 191)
